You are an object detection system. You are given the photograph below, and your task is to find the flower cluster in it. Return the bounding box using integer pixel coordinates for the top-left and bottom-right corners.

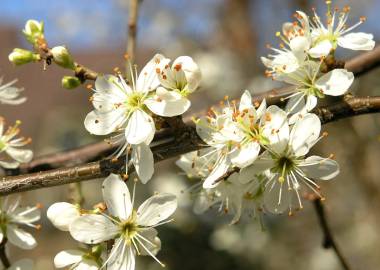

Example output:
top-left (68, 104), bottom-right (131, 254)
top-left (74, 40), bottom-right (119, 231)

top-left (47, 174), bottom-right (177, 270)
top-left (261, 1), bottom-right (374, 121)
top-left (178, 90), bottom-right (339, 221)
top-left (84, 54), bottom-right (201, 183)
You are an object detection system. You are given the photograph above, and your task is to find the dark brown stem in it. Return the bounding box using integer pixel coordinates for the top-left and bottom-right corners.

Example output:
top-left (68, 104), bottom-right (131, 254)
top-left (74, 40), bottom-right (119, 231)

top-left (0, 238), bottom-right (10, 268)
top-left (313, 199), bottom-right (351, 270)
top-left (1, 95), bottom-right (380, 195)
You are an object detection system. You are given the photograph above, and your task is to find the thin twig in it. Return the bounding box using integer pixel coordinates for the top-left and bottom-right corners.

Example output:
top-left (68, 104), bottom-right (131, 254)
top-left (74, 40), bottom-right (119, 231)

top-left (1, 95), bottom-right (380, 195)
top-left (313, 199), bottom-right (351, 270)
top-left (127, 0), bottom-right (139, 66)
top-left (0, 238), bottom-right (10, 268)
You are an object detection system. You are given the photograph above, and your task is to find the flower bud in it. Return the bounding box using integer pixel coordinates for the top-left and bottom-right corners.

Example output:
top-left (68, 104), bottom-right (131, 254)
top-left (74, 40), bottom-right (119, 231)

top-left (62, 76), bottom-right (81, 89)
top-left (8, 48), bottom-right (40, 66)
top-left (23, 19), bottom-right (44, 45)
top-left (51, 46), bottom-right (75, 70)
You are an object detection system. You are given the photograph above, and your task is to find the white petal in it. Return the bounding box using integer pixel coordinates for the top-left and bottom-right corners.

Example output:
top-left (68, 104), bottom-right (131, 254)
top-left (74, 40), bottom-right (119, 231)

top-left (131, 143), bottom-right (154, 184)
top-left (137, 193), bottom-right (177, 226)
top-left (305, 95), bottom-right (318, 111)
top-left (12, 206), bottom-right (41, 225)
top-left (256, 99), bottom-right (267, 118)
top-left (0, 160), bottom-right (20, 169)
top-left (9, 259), bottom-right (34, 270)
top-left (95, 75), bottom-right (131, 97)
top-left (70, 215), bottom-right (118, 244)
top-left (138, 228), bottom-right (161, 256)
top-left (173, 56), bottom-right (202, 92)
top-left (298, 156), bottom-right (340, 180)
top-left (289, 113), bottom-right (321, 156)
top-left (84, 109), bottom-right (126, 136)
top-left (54, 250), bottom-right (84, 268)
top-left (289, 36), bottom-right (309, 61)
top-left (308, 40), bottom-right (332, 58)
top-left (7, 225), bottom-right (37, 250)
top-left (338, 32), bottom-right (375, 51)
top-left (196, 117), bottom-right (218, 145)
top-left (263, 180), bottom-right (290, 214)
top-left (203, 155), bottom-right (230, 188)
top-left (229, 141), bottom-right (260, 168)
top-left (76, 260), bottom-right (99, 270)
top-left (5, 147), bottom-right (33, 163)
top-left (125, 109), bottom-right (155, 145)
top-left (47, 202), bottom-right (79, 231)
top-left (145, 87), bottom-right (191, 117)
top-left (107, 239), bottom-right (135, 270)
top-left (315, 69), bottom-right (354, 96)
top-left (137, 54), bottom-right (170, 93)
top-left (262, 105), bottom-right (289, 153)
top-left (0, 231), bottom-right (3, 243)
top-left (239, 90), bottom-right (253, 111)
top-left (102, 174), bottom-right (132, 220)
top-left (239, 154), bottom-right (274, 184)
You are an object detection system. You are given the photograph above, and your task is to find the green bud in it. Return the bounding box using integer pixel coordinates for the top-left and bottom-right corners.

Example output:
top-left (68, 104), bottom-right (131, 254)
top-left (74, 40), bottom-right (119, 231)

top-left (62, 76), bottom-right (81, 89)
top-left (8, 48), bottom-right (40, 66)
top-left (23, 19), bottom-right (44, 45)
top-left (51, 46), bottom-right (75, 70)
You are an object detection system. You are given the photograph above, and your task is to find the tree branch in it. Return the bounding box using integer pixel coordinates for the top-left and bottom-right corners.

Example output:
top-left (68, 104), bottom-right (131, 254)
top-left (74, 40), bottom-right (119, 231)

top-left (18, 47), bottom-right (380, 172)
top-left (313, 199), bottom-right (351, 270)
top-left (127, 0), bottom-right (140, 66)
top-left (1, 95), bottom-right (380, 195)
top-left (0, 238), bottom-right (10, 268)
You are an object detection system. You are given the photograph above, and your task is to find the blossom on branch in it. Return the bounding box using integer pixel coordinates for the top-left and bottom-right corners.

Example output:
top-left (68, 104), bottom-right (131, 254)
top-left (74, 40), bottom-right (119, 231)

top-left (69, 174), bottom-right (177, 270)
top-left (0, 197), bottom-right (41, 250)
top-left (240, 113), bottom-right (339, 214)
top-left (0, 118), bottom-right (33, 169)
top-left (195, 90), bottom-right (288, 188)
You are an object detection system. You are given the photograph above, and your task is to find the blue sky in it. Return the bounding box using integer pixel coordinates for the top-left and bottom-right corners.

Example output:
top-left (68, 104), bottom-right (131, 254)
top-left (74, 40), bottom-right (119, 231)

top-left (0, 0), bottom-right (378, 52)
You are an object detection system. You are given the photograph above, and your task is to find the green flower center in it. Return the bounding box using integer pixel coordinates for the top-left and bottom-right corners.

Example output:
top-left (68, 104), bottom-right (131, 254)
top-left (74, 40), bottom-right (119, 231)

top-left (119, 211), bottom-right (139, 244)
top-left (126, 93), bottom-right (145, 109)
top-left (273, 155), bottom-right (296, 183)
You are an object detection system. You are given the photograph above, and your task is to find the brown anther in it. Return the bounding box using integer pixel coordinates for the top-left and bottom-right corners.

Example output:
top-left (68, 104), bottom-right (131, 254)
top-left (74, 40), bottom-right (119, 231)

top-left (122, 174), bottom-right (129, 180)
top-left (155, 68), bottom-right (161, 74)
top-left (164, 64), bottom-right (169, 69)
top-left (124, 53), bottom-right (130, 60)
top-left (265, 112), bottom-right (272, 121)
top-left (360, 16), bottom-right (367, 22)
top-left (94, 202), bottom-right (107, 212)
top-left (329, 153), bottom-right (336, 160)
top-left (111, 157), bottom-right (118, 163)
top-left (113, 67), bottom-right (120, 73)
top-left (36, 203), bottom-right (43, 209)
top-left (254, 101), bottom-right (260, 108)
top-left (154, 58), bottom-right (161, 64)
top-left (322, 131), bottom-right (329, 137)
top-left (86, 84), bottom-right (93, 90)
top-left (35, 224), bottom-right (42, 230)
top-left (95, 119), bottom-right (99, 124)
top-left (162, 75), bottom-right (167, 80)
top-left (224, 95), bottom-right (229, 101)
top-left (156, 97), bottom-right (163, 102)
top-left (174, 64), bottom-right (182, 71)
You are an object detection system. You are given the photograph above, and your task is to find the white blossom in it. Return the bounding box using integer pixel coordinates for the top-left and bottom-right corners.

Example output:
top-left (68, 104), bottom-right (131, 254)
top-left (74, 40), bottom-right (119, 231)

top-left (281, 61), bottom-right (353, 122)
top-left (84, 54), bottom-right (170, 183)
top-left (69, 174), bottom-right (177, 270)
top-left (240, 113), bottom-right (339, 214)
top-left (0, 119), bottom-right (33, 169)
top-left (145, 56), bottom-right (201, 117)
top-left (196, 91), bottom-right (287, 188)
top-left (0, 78), bottom-right (26, 105)
top-left (0, 197), bottom-right (41, 250)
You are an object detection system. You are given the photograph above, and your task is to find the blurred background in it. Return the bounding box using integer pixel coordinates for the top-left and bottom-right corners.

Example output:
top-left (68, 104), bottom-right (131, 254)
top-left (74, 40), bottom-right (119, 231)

top-left (1, 0), bottom-right (380, 269)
